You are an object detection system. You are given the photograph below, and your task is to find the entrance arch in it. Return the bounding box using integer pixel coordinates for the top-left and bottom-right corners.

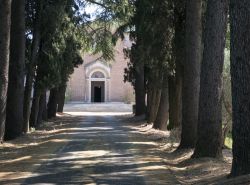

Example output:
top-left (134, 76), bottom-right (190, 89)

top-left (90, 71), bottom-right (105, 102)
top-left (84, 60), bottom-right (111, 103)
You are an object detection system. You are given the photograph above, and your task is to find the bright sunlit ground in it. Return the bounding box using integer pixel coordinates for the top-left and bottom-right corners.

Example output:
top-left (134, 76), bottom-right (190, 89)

top-left (0, 103), bottom-right (240, 185)
top-left (225, 136), bottom-right (233, 149)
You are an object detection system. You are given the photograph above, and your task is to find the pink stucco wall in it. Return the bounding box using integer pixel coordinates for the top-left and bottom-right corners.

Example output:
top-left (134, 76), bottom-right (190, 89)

top-left (67, 37), bottom-right (134, 103)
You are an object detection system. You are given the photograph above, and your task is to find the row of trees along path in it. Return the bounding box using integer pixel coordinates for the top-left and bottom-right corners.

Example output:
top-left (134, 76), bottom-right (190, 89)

top-left (0, 0), bottom-right (249, 180)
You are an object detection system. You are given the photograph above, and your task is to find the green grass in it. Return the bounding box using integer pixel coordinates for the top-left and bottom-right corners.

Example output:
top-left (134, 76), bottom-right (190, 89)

top-left (224, 133), bottom-right (232, 149)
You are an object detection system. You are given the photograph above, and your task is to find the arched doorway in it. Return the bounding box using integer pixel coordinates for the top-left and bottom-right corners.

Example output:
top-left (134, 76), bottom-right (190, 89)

top-left (84, 60), bottom-right (111, 103)
top-left (91, 71), bottom-right (105, 102)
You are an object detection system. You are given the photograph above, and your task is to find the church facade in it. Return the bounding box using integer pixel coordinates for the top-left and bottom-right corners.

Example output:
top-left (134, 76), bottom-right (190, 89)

top-left (67, 37), bottom-right (134, 103)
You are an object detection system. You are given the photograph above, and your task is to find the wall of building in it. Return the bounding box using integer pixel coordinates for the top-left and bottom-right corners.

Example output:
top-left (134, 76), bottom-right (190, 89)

top-left (67, 37), bottom-right (134, 103)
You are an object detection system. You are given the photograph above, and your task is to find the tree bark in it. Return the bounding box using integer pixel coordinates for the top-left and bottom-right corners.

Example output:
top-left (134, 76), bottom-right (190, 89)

top-left (179, 0), bottom-right (202, 149)
top-left (37, 90), bottom-right (46, 127)
top-left (135, 62), bottom-right (145, 116)
top-left (146, 86), bottom-right (153, 121)
top-left (29, 85), bottom-right (41, 128)
top-left (153, 75), bottom-right (169, 130)
top-left (192, 0), bottom-right (228, 158)
top-left (23, 71), bottom-right (34, 131)
top-left (0, 0), bottom-right (12, 142)
top-left (230, 0), bottom-right (250, 177)
top-left (169, 65), bottom-right (183, 130)
top-left (47, 87), bottom-right (58, 119)
top-left (42, 91), bottom-right (47, 121)
top-left (5, 0), bottom-right (25, 140)
top-left (147, 88), bottom-right (161, 124)
top-left (23, 1), bottom-right (42, 133)
top-left (57, 84), bottom-right (67, 113)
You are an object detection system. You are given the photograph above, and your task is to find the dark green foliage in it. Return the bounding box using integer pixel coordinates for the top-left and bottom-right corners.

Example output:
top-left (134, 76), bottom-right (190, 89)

top-left (36, 0), bottom-right (84, 90)
top-left (123, 0), bottom-right (175, 87)
top-left (27, 0), bottom-right (86, 126)
top-left (122, 0), bottom-right (175, 118)
top-left (27, 0), bottom-right (136, 125)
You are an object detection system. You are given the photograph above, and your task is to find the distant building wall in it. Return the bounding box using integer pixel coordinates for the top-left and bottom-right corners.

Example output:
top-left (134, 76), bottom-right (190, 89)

top-left (67, 36), bottom-right (134, 103)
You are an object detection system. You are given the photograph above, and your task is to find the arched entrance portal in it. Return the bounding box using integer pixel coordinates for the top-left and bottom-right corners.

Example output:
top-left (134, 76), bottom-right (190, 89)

top-left (91, 72), bottom-right (105, 102)
top-left (84, 60), bottom-right (111, 103)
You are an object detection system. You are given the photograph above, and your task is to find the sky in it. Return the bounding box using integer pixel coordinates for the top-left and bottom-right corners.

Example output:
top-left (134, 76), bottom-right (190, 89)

top-left (84, 4), bottom-right (102, 20)
top-left (85, 4), bottom-right (98, 14)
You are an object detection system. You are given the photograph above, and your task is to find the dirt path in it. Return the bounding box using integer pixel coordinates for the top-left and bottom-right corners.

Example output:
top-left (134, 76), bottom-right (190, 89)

top-left (0, 113), bottom-right (180, 185)
top-left (1, 103), bottom-right (243, 185)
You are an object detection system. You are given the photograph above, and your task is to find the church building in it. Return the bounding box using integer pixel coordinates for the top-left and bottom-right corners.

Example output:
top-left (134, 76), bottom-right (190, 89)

top-left (67, 36), bottom-right (134, 103)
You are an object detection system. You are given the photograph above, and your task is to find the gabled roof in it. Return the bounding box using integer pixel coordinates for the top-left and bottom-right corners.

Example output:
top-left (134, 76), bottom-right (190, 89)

top-left (84, 59), bottom-right (111, 78)
top-left (84, 58), bottom-right (111, 68)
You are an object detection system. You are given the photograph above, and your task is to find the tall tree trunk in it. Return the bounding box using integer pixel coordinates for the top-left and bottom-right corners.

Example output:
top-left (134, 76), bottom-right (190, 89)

top-left (37, 90), bottom-right (46, 127)
top-left (0, 0), bottom-right (12, 142)
top-left (57, 84), bottom-right (67, 113)
top-left (168, 2), bottom-right (185, 130)
top-left (146, 86), bottom-right (153, 121)
top-left (47, 87), bottom-right (58, 119)
top-left (133, 0), bottom-right (146, 117)
top-left (169, 64), bottom-right (183, 131)
top-left (42, 91), bottom-right (47, 121)
top-left (179, 0), bottom-right (202, 149)
top-left (29, 85), bottom-right (41, 128)
top-left (147, 88), bottom-right (161, 124)
top-left (192, 0), bottom-right (228, 158)
top-left (153, 75), bottom-right (169, 130)
top-left (23, 71), bottom-right (34, 132)
top-left (230, 0), bottom-right (250, 177)
top-left (135, 62), bottom-right (145, 116)
top-left (5, 0), bottom-right (25, 140)
top-left (23, 1), bottom-right (42, 133)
